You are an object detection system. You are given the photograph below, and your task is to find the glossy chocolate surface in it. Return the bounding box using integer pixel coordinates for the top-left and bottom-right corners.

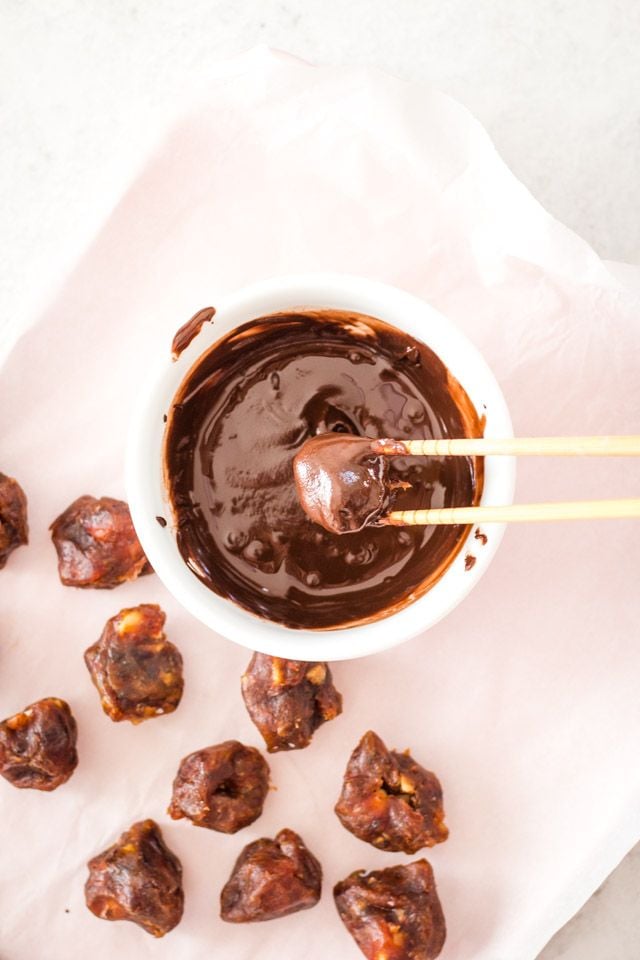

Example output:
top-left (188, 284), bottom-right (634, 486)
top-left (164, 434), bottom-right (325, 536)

top-left (293, 435), bottom-right (392, 534)
top-left (165, 310), bottom-right (483, 629)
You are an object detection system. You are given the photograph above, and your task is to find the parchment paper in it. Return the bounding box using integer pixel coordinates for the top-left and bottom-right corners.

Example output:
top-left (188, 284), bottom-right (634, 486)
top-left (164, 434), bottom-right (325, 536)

top-left (1, 47), bottom-right (640, 960)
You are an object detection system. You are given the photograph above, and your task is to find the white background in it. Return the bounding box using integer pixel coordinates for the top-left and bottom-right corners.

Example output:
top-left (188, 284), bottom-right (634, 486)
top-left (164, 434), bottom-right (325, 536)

top-left (1, 2), bottom-right (639, 956)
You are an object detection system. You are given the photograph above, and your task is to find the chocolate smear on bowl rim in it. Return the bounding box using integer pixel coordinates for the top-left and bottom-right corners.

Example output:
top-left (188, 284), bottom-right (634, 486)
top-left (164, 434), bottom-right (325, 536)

top-left (171, 306), bottom-right (216, 360)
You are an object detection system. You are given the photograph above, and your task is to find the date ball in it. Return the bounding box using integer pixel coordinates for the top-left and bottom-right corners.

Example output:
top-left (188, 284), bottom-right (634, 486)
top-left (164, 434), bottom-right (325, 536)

top-left (335, 730), bottom-right (448, 854)
top-left (50, 495), bottom-right (150, 588)
top-left (241, 653), bottom-right (342, 752)
top-left (0, 472), bottom-right (28, 569)
top-left (220, 828), bottom-right (322, 923)
top-left (0, 697), bottom-right (78, 791)
top-left (85, 604), bottom-right (183, 723)
top-left (169, 740), bottom-right (269, 833)
top-left (334, 859), bottom-right (446, 960)
top-left (85, 819), bottom-right (183, 937)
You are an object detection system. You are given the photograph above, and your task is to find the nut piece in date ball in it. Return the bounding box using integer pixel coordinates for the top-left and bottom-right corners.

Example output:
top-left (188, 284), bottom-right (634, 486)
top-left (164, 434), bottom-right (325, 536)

top-left (85, 819), bottom-right (184, 938)
top-left (50, 495), bottom-right (150, 588)
top-left (335, 730), bottom-right (448, 854)
top-left (334, 859), bottom-right (446, 960)
top-left (85, 604), bottom-right (183, 723)
top-left (241, 653), bottom-right (342, 752)
top-left (220, 828), bottom-right (322, 923)
top-left (0, 472), bottom-right (28, 569)
top-left (0, 697), bottom-right (78, 791)
top-left (169, 740), bottom-right (269, 833)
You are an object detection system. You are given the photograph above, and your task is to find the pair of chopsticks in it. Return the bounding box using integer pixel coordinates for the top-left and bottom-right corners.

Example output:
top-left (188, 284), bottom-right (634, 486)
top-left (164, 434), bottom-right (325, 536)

top-left (377, 436), bottom-right (640, 526)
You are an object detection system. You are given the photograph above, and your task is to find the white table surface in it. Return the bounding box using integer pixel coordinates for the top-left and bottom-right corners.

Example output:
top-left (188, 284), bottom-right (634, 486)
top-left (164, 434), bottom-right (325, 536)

top-left (1, 2), bottom-right (639, 957)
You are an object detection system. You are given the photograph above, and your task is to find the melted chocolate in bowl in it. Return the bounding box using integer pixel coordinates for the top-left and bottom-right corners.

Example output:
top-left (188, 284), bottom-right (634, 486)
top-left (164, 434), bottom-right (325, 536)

top-left (165, 310), bottom-right (484, 630)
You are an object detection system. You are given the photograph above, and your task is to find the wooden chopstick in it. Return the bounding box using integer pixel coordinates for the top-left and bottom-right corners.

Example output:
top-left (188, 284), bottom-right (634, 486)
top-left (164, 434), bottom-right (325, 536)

top-left (383, 499), bottom-right (640, 526)
top-left (374, 436), bottom-right (640, 457)
top-left (373, 435), bottom-right (640, 525)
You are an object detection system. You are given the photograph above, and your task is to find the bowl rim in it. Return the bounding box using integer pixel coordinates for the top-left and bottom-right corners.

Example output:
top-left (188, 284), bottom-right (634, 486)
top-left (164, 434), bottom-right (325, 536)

top-left (126, 273), bottom-right (515, 661)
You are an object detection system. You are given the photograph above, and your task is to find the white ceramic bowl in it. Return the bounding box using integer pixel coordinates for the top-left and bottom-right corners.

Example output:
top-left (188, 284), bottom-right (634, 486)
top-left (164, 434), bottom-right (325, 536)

top-left (126, 274), bottom-right (515, 660)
